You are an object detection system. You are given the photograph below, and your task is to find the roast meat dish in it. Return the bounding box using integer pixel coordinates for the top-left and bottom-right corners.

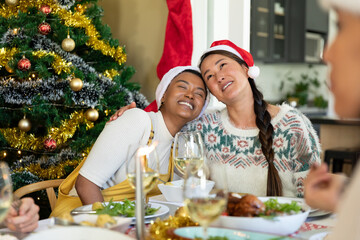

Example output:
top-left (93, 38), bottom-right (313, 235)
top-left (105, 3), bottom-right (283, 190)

top-left (227, 194), bottom-right (265, 217)
top-left (226, 193), bottom-right (303, 217)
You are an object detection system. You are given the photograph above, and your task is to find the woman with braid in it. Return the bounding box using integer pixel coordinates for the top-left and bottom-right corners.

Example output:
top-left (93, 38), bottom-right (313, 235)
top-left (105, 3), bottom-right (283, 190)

top-left (110, 40), bottom-right (321, 197)
top-left (189, 40), bottom-right (321, 197)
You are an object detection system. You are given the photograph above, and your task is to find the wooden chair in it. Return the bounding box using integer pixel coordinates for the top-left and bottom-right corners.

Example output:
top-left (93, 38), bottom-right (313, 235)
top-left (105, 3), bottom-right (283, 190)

top-left (14, 179), bottom-right (64, 211)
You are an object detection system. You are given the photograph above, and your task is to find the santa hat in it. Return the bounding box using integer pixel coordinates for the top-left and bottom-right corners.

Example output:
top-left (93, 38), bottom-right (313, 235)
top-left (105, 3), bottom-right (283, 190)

top-left (319, 0), bottom-right (360, 15)
top-left (202, 40), bottom-right (260, 79)
top-left (155, 66), bottom-right (210, 118)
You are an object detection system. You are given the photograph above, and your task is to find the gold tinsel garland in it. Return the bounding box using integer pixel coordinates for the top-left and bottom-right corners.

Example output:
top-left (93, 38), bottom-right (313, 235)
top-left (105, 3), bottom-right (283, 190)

top-left (0, 111), bottom-right (94, 151)
top-left (0, 47), bottom-right (18, 66)
top-left (148, 215), bottom-right (198, 240)
top-left (33, 50), bottom-right (72, 75)
top-left (1, 47), bottom-right (120, 80)
top-left (13, 159), bottom-right (82, 179)
top-left (0, 0), bottom-right (127, 65)
top-left (102, 69), bottom-right (120, 80)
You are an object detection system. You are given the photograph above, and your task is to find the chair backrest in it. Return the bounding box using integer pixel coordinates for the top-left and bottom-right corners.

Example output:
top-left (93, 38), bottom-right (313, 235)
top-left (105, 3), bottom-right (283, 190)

top-left (14, 179), bottom-right (64, 211)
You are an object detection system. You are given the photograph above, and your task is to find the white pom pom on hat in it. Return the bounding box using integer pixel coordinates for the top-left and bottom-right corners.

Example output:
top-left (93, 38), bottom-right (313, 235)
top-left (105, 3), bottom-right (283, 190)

top-left (319, 0), bottom-right (360, 15)
top-left (155, 66), bottom-right (210, 118)
top-left (202, 40), bottom-right (260, 79)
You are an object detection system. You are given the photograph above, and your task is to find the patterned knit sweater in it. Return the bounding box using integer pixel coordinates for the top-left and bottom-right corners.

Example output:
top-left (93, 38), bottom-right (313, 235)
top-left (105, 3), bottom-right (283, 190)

top-left (186, 104), bottom-right (321, 198)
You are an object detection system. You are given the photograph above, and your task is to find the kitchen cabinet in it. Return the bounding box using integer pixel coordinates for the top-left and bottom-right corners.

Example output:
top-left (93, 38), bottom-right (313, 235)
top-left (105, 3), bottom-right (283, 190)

top-left (250, 0), bottom-right (328, 63)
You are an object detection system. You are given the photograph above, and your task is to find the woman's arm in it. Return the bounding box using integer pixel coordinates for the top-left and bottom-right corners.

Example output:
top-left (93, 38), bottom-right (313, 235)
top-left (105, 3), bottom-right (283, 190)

top-left (108, 102), bottom-right (136, 122)
top-left (75, 174), bottom-right (104, 205)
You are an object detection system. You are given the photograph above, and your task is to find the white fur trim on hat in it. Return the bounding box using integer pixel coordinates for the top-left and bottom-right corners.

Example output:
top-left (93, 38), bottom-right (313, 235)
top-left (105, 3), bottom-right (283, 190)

top-left (203, 45), bottom-right (242, 59)
top-left (319, 0), bottom-right (360, 15)
top-left (201, 42), bottom-right (260, 79)
top-left (248, 66), bottom-right (260, 79)
top-left (155, 66), bottom-right (210, 119)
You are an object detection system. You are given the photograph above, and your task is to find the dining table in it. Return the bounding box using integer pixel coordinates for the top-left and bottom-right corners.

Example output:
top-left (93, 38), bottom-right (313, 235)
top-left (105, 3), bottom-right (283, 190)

top-left (0, 194), bottom-right (336, 240)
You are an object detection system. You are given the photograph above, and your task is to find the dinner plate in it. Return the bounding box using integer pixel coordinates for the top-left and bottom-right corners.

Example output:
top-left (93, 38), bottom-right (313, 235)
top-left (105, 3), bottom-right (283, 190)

top-left (174, 227), bottom-right (299, 240)
top-left (307, 209), bottom-right (332, 219)
top-left (71, 201), bottom-right (169, 219)
top-left (23, 226), bottom-right (132, 240)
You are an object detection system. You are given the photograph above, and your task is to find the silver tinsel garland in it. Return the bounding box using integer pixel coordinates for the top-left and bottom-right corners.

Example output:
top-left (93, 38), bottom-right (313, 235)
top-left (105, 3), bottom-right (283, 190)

top-left (58, 0), bottom-right (76, 10)
top-left (1, 33), bottom-right (149, 108)
top-left (11, 148), bottom-right (82, 170)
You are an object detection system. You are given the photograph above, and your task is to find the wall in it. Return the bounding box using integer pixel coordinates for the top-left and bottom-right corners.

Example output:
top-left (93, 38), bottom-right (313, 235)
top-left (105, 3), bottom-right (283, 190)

top-left (99, 0), bottom-right (168, 100)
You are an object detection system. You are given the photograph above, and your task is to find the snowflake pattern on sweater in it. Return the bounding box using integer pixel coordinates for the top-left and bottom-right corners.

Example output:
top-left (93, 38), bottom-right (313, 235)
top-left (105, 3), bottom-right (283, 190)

top-left (186, 104), bottom-right (321, 197)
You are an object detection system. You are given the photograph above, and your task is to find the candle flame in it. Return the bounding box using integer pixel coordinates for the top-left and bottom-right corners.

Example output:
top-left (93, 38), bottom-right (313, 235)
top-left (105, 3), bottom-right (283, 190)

top-left (136, 140), bottom-right (158, 157)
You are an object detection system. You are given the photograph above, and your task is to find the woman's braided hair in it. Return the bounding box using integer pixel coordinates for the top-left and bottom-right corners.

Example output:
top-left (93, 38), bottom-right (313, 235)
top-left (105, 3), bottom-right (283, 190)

top-left (199, 50), bottom-right (283, 196)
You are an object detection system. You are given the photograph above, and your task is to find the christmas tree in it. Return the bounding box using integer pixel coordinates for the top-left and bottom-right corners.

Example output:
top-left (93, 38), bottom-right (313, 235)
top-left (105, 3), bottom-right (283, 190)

top-left (0, 0), bottom-right (149, 191)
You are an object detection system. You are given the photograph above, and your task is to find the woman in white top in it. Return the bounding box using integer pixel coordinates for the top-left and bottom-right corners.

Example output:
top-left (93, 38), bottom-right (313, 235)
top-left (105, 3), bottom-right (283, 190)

top-left (75, 66), bottom-right (209, 205)
top-left (304, 0), bottom-right (360, 239)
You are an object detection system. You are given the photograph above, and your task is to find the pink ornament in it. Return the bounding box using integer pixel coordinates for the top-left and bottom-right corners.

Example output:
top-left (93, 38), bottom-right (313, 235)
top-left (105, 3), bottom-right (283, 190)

top-left (17, 57), bottom-right (31, 71)
top-left (44, 138), bottom-right (57, 151)
top-left (38, 22), bottom-right (51, 35)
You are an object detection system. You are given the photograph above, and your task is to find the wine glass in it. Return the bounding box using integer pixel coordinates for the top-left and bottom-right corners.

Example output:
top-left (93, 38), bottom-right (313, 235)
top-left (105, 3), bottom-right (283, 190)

top-left (183, 162), bottom-right (228, 240)
top-left (126, 142), bottom-right (160, 198)
top-left (0, 162), bottom-right (13, 223)
top-left (173, 131), bottom-right (205, 176)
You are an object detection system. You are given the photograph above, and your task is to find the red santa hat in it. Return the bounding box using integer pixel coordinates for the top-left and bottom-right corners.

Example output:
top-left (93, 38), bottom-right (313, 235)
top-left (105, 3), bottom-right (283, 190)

top-left (155, 66), bottom-right (210, 118)
top-left (203, 40), bottom-right (260, 79)
top-left (319, 0), bottom-right (360, 15)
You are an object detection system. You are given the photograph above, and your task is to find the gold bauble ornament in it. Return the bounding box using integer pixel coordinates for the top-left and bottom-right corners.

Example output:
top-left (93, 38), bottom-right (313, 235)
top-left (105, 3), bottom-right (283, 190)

top-left (61, 35), bottom-right (76, 52)
top-left (5, 0), bottom-right (18, 6)
top-left (18, 117), bottom-right (31, 132)
top-left (5, 63), bottom-right (13, 73)
top-left (69, 78), bottom-right (83, 91)
top-left (85, 108), bottom-right (99, 122)
top-left (174, 206), bottom-right (189, 218)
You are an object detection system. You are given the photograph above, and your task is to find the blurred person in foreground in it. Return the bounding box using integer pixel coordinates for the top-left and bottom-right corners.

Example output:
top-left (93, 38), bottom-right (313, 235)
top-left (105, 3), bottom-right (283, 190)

top-left (304, 0), bottom-right (360, 239)
top-left (3, 197), bottom-right (39, 233)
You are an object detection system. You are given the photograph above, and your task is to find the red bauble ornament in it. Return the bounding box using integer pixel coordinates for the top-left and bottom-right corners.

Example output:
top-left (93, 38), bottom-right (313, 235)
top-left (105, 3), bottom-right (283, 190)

top-left (17, 56), bottom-right (31, 71)
top-left (38, 22), bottom-right (51, 35)
top-left (40, 5), bottom-right (52, 15)
top-left (44, 138), bottom-right (57, 151)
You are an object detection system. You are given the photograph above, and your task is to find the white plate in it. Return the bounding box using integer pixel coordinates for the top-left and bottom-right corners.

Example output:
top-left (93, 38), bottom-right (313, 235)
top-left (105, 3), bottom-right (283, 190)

top-left (72, 201), bottom-right (169, 219)
top-left (67, 214), bottom-right (131, 232)
top-left (212, 196), bottom-right (310, 236)
top-left (24, 226), bottom-right (132, 240)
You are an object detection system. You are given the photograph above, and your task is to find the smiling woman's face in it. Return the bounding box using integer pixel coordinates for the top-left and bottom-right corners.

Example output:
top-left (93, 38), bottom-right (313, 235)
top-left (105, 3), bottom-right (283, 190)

top-left (160, 71), bottom-right (206, 121)
top-left (200, 54), bottom-right (250, 105)
top-left (323, 9), bottom-right (360, 118)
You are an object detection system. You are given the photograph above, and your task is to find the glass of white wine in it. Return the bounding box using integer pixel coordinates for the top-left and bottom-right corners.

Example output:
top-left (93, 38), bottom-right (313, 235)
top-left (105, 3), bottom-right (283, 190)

top-left (183, 163), bottom-right (228, 240)
top-left (0, 162), bottom-right (13, 223)
top-left (126, 142), bottom-right (160, 197)
top-left (173, 131), bottom-right (205, 176)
